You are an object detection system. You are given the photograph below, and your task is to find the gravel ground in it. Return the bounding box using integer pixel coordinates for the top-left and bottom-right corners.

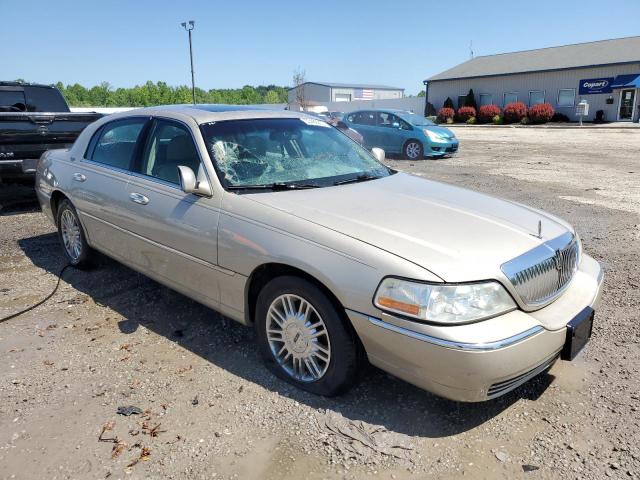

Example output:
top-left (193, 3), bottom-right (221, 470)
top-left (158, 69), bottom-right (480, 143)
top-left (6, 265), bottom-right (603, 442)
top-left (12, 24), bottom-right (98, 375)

top-left (0, 126), bottom-right (638, 479)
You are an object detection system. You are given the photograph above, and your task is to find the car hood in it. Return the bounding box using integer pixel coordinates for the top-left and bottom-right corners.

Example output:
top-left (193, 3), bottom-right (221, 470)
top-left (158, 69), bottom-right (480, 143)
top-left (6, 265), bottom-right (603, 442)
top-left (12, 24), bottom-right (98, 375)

top-left (247, 172), bottom-right (572, 282)
top-left (423, 125), bottom-right (455, 138)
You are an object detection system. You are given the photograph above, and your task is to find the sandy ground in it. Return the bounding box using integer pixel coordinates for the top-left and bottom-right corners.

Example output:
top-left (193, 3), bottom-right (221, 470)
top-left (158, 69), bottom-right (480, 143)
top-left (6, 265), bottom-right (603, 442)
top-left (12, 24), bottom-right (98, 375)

top-left (0, 126), bottom-right (639, 480)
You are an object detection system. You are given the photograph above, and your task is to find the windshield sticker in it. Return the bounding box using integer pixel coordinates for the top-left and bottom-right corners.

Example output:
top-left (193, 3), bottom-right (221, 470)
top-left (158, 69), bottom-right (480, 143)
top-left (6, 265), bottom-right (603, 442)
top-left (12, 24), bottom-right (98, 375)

top-left (300, 117), bottom-right (330, 128)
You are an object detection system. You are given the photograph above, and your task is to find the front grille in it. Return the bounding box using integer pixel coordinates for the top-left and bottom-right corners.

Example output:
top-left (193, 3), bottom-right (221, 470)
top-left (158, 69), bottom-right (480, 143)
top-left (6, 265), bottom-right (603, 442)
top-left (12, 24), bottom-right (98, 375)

top-left (445, 145), bottom-right (458, 152)
top-left (501, 233), bottom-right (580, 307)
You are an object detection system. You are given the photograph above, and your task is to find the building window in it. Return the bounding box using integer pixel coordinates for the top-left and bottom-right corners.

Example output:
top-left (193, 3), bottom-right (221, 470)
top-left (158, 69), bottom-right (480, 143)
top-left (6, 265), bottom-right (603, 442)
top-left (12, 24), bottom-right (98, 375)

top-left (557, 89), bottom-right (576, 107)
top-left (529, 91), bottom-right (545, 106)
top-left (479, 94), bottom-right (492, 106)
top-left (503, 92), bottom-right (518, 106)
top-left (457, 95), bottom-right (466, 108)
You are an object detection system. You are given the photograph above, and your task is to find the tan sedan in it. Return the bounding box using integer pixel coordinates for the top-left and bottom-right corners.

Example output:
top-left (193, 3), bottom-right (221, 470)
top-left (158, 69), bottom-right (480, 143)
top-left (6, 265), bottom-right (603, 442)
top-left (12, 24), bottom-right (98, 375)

top-left (35, 105), bottom-right (603, 401)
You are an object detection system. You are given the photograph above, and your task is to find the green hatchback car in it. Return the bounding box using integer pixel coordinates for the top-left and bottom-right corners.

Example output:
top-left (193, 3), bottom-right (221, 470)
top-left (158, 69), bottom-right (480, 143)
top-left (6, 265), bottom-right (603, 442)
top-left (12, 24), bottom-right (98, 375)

top-left (343, 109), bottom-right (458, 159)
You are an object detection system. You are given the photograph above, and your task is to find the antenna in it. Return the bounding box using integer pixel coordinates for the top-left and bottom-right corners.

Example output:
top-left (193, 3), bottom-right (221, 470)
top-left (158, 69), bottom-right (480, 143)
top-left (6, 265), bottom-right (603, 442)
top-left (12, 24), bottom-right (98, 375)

top-left (469, 40), bottom-right (474, 59)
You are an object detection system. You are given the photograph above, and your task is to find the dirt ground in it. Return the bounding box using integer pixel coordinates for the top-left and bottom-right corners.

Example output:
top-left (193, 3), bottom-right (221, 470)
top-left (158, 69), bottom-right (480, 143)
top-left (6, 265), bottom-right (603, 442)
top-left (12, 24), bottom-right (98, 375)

top-left (1, 126), bottom-right (638, 480)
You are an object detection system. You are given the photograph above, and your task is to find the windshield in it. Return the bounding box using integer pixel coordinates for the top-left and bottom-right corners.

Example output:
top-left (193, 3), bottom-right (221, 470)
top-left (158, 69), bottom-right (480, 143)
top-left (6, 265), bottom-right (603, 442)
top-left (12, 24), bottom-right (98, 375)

top-left (399, 112), bottom-right (436, 126)
top-left (200, 117), bottom-right (390, 189)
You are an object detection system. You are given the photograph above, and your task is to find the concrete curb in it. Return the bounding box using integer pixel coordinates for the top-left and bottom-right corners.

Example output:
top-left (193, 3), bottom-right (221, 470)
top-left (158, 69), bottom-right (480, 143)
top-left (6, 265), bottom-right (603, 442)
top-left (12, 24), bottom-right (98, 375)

top-left (444, 123), bottom-right (640, 130)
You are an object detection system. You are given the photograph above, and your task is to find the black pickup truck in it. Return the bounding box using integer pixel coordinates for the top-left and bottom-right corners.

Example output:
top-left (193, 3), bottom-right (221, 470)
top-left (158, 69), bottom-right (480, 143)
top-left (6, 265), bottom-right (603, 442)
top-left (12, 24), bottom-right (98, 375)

top-left (0, 82), bottom-right (103, 181)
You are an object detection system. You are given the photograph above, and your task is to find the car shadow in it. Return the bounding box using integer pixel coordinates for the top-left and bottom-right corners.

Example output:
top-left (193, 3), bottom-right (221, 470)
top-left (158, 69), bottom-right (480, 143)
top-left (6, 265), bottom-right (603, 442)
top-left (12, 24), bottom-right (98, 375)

top-left (19, 232), bottom-right (556, 439)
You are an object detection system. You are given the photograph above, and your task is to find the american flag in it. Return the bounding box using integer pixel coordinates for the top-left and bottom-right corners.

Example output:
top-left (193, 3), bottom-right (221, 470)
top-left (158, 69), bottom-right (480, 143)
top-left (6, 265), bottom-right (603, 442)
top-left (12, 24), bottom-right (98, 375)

top-left (354, 88), bottom-right (374, 100)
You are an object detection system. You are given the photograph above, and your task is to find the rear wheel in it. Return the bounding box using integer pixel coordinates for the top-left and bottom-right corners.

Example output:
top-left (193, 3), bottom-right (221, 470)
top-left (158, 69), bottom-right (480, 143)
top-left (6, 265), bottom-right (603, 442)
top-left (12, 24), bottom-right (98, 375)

top-left (403, 140), bottom-right (423, 160)
top-left (255, 276), bottom-right (361, 396)
top-left (56, 199), bottom-right (93, 268)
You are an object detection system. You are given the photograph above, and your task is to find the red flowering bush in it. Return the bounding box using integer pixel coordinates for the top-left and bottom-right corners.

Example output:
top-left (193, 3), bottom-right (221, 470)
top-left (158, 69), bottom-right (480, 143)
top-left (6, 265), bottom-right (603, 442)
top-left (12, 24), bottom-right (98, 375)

top-left (503, 102), bottom-right (528, 123)
top-left (528, 103), bottom-right (555, 124)
top-left (437, 107), bottom-right (455, 123)
top-left (456, 106), bottom-right (476, 122)
top-left (478, 105), bottom-right (501, 123)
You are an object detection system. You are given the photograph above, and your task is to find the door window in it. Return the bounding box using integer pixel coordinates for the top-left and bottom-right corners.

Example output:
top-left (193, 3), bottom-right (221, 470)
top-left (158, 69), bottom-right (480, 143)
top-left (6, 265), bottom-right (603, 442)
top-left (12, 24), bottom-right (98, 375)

top-left (0, 89), bottom-right (27, 112)
top-left (376, 112), bottom-right (410, 129)
top-left (347, 111), bottom-right (375, 126)
top-left (137, 120), bottom-right (201, 185)
top-left (88, 118), bottom-right (148, 170)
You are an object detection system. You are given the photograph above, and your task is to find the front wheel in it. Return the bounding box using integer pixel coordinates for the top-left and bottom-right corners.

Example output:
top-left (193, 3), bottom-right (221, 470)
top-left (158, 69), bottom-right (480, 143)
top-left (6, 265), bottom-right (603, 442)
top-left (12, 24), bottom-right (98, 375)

top-left (255, 276), bottom-right (361, 396)
top-left (56, 199), bottom-right (93, 268)
top-left (403, 140), bottom-right (424, 160)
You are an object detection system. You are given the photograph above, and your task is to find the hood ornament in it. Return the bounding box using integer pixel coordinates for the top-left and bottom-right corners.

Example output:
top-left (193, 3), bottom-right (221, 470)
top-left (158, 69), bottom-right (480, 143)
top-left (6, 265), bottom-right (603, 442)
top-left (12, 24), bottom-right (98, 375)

top-left (530, 220), bottom-right (542, 239)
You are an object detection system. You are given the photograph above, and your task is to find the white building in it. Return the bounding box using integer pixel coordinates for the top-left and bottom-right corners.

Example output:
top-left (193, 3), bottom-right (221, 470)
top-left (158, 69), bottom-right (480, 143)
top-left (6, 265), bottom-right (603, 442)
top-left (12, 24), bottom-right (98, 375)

top-left (425, 36), bottom-right (640, 123)
top-left (288, 82), bottom-right (404, 110)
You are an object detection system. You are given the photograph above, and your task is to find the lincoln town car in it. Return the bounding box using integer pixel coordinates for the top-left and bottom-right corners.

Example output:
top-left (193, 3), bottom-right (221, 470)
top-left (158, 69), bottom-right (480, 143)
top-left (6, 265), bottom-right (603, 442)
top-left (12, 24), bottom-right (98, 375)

top-left (35, 105), bottom-right (603, 401)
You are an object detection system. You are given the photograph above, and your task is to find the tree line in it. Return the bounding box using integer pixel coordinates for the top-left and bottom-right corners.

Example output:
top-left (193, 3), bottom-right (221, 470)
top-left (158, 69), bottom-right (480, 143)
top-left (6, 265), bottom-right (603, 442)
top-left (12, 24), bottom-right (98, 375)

top-left (50, 81), bottom-right (289, 107)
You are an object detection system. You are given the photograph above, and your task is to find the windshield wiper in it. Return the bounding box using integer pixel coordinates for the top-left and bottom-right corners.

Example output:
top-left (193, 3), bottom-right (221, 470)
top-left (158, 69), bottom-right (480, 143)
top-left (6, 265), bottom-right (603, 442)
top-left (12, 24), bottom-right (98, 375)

top-left (227, 182), bottom-right (321, 191)
top-left (333, 173), bottom-right (382, 186)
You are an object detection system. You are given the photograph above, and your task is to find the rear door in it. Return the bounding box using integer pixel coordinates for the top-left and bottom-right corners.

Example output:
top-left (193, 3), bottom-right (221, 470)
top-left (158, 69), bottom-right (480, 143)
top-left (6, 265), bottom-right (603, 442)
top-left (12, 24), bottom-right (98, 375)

top-left (120, 117), bottom-right (222, 307)
top-left (345, 111), bottom-right (377, 148)
top-left (70, 117), bottom-right (150, 261)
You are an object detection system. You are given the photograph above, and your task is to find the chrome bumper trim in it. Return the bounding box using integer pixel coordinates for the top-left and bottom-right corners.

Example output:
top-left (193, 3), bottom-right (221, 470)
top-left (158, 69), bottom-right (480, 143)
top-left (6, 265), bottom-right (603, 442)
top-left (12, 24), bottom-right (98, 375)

top-left (365, 315), bottom-right (544, 352)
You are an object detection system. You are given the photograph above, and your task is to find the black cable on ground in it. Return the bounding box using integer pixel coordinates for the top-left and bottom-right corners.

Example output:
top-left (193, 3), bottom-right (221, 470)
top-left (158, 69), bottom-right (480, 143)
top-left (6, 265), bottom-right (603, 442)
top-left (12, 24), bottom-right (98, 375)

top-left (0, 264), bottom-right (71, 323)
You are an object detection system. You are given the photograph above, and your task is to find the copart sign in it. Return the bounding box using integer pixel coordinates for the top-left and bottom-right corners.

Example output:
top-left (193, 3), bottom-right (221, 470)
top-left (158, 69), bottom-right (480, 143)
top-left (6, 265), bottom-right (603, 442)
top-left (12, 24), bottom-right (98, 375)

top-left (579, 78), bottom-right (614, 95)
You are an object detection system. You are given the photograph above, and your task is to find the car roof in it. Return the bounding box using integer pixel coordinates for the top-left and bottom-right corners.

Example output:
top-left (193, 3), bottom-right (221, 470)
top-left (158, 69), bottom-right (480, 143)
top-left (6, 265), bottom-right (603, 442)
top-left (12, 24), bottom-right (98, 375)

top-left (104, 104), bottom-right (309, 124)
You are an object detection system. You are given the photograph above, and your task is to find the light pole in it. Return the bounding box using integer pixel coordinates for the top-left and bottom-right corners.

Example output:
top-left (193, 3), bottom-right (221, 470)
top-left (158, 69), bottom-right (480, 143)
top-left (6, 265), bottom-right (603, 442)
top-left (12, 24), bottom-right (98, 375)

top-left (180, 20), bottom-right (196, 104)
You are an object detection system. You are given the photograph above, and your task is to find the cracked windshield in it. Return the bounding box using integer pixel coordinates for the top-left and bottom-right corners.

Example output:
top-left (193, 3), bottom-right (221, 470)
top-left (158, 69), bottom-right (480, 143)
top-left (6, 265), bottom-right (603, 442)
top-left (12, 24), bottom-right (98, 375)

top-left (200, 117), bottom-right (390, 188)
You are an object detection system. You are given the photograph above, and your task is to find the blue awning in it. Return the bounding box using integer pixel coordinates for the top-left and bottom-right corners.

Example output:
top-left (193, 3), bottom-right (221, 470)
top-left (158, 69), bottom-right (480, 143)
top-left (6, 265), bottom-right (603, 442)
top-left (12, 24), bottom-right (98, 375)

top-left (611, 74), bottom-right (640, 89)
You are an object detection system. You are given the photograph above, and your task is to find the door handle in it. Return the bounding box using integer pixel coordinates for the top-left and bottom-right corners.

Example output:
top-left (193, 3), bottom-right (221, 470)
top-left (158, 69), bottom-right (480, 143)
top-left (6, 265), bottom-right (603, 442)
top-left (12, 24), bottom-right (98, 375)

top-left (72, 173), bottom-right (86, 182)
top-left (129, 192), bottom-right (149, 205)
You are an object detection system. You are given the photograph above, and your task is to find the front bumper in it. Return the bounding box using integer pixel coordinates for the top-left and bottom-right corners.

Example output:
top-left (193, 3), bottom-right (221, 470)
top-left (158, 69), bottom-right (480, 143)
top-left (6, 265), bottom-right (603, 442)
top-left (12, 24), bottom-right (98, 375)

top-left (347, 254), bottom-right (603, 402)
top-left (426, 140), bottom-right (458, 156)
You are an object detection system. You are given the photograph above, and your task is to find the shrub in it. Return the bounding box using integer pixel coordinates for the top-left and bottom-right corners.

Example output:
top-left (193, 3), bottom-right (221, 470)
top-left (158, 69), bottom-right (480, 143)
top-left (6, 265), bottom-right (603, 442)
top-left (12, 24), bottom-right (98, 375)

top-left (503, 102), bottom-right (528, 123)
top-left (466, 116), bottom-right (476, 124)
top-left (478, 105), bottom-right (501, 123)
top-left (443, 97), bottom-right (455, 109)
top-left (551, 112), bottom-right (570, 122)
top-left (463, 89), bottom-right (478, 111)
top-left (456, 106), bottom-right (476, 122)
top-left (528, 103), bottom-right (555, 124)
top-left (520, 116), bottom-right (530, 125)
top-left (446, 117), bottom-right (454, 124)
top-left (492, 115), bottom-right (503, 125)
top-left (437, 107), bottom-right (455, 123)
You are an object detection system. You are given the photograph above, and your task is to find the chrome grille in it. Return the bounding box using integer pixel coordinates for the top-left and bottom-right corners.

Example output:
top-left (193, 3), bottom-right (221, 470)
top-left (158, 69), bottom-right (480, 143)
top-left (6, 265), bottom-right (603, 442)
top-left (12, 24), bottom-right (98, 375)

top-left (501, 233), bottom-right (580, 307)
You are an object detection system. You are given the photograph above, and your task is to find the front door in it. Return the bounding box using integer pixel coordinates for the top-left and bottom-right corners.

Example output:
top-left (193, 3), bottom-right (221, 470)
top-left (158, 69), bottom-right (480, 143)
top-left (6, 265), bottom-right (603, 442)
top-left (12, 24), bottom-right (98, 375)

top-left (121, 118), bottom-right (223, 308)
top-left (618, 89), bottom-right (636, 121)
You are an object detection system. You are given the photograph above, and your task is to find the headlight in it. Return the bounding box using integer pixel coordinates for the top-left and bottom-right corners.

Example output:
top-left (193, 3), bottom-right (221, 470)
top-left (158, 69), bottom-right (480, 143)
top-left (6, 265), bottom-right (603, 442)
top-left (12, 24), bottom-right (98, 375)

top-left (423, 129), bottom-right (448, 142)
top-left (373, 278), bottom-right (516, 324)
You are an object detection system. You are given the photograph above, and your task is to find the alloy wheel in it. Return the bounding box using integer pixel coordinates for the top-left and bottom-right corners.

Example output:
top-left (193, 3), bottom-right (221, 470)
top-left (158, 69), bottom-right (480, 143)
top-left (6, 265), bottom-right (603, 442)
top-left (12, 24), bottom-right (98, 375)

top-left (60, 209), bottom-right (82, 261)
top-left (405, 142), bottom-right (421, 159)
top-left (265, 294), bottom-right (331, 382)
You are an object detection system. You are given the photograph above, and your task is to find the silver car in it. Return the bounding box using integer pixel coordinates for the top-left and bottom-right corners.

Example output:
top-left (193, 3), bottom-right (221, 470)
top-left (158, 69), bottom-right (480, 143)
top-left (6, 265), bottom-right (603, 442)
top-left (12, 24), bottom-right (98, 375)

top-left (35, 105), bottom-right (603, 402)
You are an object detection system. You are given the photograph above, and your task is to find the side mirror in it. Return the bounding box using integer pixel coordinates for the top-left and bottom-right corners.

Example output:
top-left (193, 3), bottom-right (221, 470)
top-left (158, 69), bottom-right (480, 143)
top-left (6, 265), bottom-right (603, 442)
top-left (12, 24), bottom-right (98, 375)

top-left (336, 120), bottom-right (348, 129)
top-left (371, 147), bottom-right (385, 163)
top-left (392, 122), bottom-right (401, 128)
top-left (177, 165), bottom-right (212, 197)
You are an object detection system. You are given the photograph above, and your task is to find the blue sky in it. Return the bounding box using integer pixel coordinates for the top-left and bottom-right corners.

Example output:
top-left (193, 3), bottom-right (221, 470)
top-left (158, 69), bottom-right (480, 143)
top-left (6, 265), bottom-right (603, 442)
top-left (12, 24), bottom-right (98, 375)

top-left (2, 0), bottom-right (639, 95)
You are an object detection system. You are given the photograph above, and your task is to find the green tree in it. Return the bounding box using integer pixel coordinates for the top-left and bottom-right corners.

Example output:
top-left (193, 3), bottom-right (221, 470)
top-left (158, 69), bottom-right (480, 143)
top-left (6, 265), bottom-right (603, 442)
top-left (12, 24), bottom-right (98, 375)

top-left (264, 90), bottom-right (280, 104)
top-left (464, 88), bottom-right (477, 111)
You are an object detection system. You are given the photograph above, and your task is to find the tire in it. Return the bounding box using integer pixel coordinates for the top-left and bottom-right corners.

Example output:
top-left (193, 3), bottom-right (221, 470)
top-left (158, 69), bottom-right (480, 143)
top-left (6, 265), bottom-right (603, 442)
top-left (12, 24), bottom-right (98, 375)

top-left (56, 199), bottom-right (93, 268)
top-left (403, 140), bottom-right (424, 160)
top-left (255, 276), bottom-right (361, 396)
